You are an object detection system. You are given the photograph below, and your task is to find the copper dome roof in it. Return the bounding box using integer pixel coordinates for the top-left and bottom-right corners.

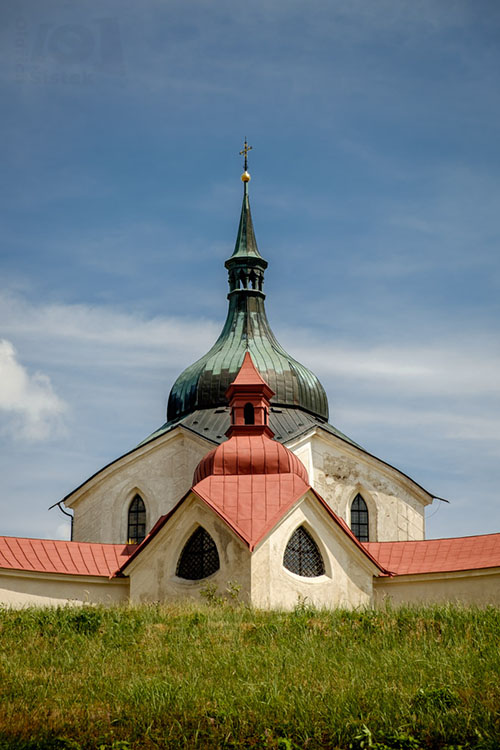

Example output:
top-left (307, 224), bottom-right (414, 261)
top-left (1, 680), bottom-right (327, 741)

top-left (193, 432), bottom-right (309, 485)
top-left (167, 181), bottom-right (329, 423)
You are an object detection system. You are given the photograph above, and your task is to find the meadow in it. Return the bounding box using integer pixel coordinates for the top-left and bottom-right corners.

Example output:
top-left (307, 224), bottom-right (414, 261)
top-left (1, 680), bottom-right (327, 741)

top-left (0, 601), bottom-right (498, 749)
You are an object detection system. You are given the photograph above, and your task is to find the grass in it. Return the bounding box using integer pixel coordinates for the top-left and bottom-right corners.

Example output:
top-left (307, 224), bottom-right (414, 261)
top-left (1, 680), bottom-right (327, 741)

top-left (0, 602), bottom-right (498, 749)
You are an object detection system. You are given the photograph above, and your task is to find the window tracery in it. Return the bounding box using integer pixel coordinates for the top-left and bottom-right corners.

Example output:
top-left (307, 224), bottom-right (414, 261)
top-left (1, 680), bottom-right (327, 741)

top-left (351, 494), bottom-right (369, 542)
top-left (283, 526), bottom-right (325, 577)
top-left (128, 495), bottom-right (146, 544)
top-left (176, 527), bottom-right (220, 580)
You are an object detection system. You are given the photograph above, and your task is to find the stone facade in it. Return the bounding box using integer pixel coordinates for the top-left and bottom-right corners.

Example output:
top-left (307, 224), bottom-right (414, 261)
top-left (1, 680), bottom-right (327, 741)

top-left (250, 492), bottom-right (376, 610)
top-left (67, 429), bottom-right (212, 544)
top-left (124, 490), bottom-right (377, 610)
top-left (66, 425), bottom-right (430, 549)
top-left (126, 494), bottom-right (252, 605)
top-left (290, 431), bottom-right (430, 542)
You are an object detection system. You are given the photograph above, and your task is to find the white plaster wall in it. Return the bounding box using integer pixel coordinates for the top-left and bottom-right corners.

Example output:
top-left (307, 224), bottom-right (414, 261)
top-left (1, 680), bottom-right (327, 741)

top-left (68, 430), bottom-right (212, 544)
top-left (251, 493), bottom-right (376, 610)
top-left (127, 495), bottom-right (252, 604)
top-left (374, 568), bottom-right (500, 607)
top-left (0, 570), bottom-right (128, 607)
top-left (289, 432), bottom-right (429, 542)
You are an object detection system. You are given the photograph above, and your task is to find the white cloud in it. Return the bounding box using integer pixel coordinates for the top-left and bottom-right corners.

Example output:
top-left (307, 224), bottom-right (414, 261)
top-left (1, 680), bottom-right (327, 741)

top-left (0, 291), bottom-right (220, 372)
top-left (282, 332), bottom-right (500, 400)
top-left (0, 339), bottom-right (67, 440)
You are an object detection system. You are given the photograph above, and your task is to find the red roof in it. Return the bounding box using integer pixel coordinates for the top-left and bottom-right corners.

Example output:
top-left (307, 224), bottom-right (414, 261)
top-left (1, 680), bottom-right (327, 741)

top-left (193, 473), bottom-right (309, 550)
top-left (117, 481), bottom-right (387, 574)
top-left (364, 533), bottom-right (500, 575)
top-left (0, 536), bottom-right (134, 578)
top-left (194, 433), bottom-right (309, 484)
top-left (230, 352), bottom-right (271, 389)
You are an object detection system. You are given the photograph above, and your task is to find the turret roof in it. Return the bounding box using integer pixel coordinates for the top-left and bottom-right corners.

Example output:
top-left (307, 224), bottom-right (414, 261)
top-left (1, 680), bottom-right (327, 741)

top-left (228, 181), bottom-right (264, 261)
top-left (166, 172), bottom-right (329, 423)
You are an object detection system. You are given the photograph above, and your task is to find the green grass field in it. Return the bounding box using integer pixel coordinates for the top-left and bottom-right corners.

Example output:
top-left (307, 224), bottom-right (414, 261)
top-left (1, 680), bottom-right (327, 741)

top-left (0, 602), bottom-right (498, 749)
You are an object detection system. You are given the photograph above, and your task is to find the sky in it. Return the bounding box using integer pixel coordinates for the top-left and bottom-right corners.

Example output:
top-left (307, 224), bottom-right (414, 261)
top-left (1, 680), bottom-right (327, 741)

top-left (1, 0), bottom-right (499, 542)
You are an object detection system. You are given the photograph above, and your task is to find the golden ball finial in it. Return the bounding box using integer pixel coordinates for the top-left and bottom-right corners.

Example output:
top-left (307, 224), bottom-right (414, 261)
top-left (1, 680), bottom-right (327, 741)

top-left (241, 171), bottom-right (251, 182)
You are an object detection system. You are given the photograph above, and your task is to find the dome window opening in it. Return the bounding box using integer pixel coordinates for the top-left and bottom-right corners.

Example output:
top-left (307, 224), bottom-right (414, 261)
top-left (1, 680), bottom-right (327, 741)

top-left (176, 527), bottom-right (220, 580)
top-left (128, 495), bottom-right (146, 544)
top-left (351, 494), bottom-right (369, 542)
top-left (283, 526), bottom-right (325, 577)
top-left (244, 402), bottom-right (255, 425)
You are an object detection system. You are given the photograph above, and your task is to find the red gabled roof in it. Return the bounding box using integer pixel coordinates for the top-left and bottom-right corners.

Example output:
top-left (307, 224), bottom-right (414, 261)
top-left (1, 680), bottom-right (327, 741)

top-left (0, 536), bottom-right (134, 578)
top-left (117, 482), bottom-right (388, 575)
top-left (364, 533), bottom-right (500, 575)
top-left (192, 473), bottom-right (309, 550)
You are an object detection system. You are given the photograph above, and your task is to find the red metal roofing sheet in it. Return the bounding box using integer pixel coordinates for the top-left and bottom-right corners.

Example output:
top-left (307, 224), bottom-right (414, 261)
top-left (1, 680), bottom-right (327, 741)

top-left (364, 534), bottom-right (500, 575)
top-left (193, 472), bottom-right (309, 550)
top-left (194, 433), bottom-right (309, 484)
top-left (0, 537), bottom-right (135, 577)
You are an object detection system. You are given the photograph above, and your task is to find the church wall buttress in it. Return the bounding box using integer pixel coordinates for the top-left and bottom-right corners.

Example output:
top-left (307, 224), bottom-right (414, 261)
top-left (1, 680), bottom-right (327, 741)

top-left (251, 494), bottom-right (375, 610)
top-left (127, 495), bottom-right (252, 605)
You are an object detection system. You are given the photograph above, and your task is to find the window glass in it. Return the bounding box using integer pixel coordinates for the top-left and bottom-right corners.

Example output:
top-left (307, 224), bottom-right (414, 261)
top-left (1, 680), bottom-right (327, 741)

top-left (283, 526), bottom-right (325, 577)
top-left (351, 494), bottom-right (369, 542)
top-left (128, 495), bottom-right (146, 544)
top-left (176, 527), bottom-right (220, 580)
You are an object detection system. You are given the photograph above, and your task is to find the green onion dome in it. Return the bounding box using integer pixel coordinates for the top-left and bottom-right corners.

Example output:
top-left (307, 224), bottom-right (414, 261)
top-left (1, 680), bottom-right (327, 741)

top-left (167, 180), bottom-right (329, 423)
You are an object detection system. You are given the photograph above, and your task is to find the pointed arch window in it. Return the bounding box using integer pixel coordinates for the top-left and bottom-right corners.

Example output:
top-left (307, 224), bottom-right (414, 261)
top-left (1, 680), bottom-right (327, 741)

top-left (351, 494), bottom-right (369, 542)
top-left (283, 526), bottom-right (325, 577)
top-left (176, 527), bottom-right (220, 580)
top-left (128, 495), bottom-right (146, 544)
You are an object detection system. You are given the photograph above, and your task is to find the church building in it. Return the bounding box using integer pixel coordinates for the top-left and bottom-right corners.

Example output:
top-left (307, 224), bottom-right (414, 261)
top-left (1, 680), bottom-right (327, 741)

top-left (1, 149), bottom-right (499, 608)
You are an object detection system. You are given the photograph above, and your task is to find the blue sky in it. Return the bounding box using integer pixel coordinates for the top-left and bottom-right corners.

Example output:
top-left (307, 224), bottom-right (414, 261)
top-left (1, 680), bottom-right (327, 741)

top-left (1, 0), bottom-right (499, 540)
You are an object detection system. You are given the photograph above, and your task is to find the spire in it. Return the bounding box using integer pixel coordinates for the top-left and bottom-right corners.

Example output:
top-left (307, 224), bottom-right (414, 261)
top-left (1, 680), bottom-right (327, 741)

top-left (225, 139), bottom-right (267, 295)
top-left (229, 180), bottom-right (263, 261)
top-left (165, 143), bottom-right (330, 424)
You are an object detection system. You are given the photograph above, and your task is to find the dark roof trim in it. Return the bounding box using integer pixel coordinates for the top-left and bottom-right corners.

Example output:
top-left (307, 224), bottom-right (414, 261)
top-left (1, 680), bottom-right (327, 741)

top-left (311, 425), bottom-right (435, 502)
top-left (59, 424), bottom-right (215, 507)
top-left (59, 412), bottom-right (437, 511)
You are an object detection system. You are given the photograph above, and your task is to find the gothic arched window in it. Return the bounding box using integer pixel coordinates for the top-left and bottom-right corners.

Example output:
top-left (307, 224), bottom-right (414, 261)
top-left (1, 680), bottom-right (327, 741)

top-left (351, 494), bottom-right (369, 542)
top-left (128, 495), bottom-right (146, 544)
top-left (176, 527), bottom-right (220, 580)
top-left (283, 526), bottom-right (325, 577)
top-left (244, 402), bottom-right (255, 424)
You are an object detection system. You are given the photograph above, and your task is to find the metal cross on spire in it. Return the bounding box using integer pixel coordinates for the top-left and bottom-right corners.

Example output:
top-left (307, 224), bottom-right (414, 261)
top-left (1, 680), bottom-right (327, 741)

top-left (239, 138), bottom-right (253, 172)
